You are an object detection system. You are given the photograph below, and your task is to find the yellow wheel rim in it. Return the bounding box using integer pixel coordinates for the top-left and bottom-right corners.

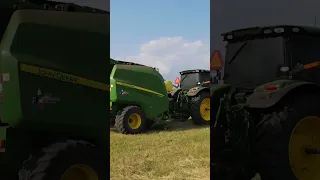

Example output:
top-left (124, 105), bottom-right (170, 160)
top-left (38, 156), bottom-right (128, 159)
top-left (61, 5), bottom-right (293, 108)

top-left (289, 116), bottom-right (320, 180)
top-left (60, 164), bottom-right (99, 180)
top-left (128, 113), bottom-right (142, 129)
top-left (199, 98), bottom-right (210, 121)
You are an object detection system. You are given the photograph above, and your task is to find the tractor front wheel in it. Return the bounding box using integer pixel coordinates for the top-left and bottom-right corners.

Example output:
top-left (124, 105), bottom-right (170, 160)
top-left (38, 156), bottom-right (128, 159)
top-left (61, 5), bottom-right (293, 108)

top-left (256, 94), bottom-right (320, 180)
top-left (18, 140), bottom-right (107, 180)
top-left (115, 106), bottom-right (147, 134)
top-left (189, 91), bottom-right (210, 125)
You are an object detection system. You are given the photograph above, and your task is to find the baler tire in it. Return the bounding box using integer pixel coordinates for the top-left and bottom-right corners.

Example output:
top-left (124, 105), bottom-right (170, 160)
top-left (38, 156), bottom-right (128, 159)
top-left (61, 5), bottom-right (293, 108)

top-left (115, 106), bottom-right (147, 134)
top-left (18, 140), bottom-right (108, 180)
top-left (256, 94), bottom-right (320, 180)
top-left (189, 91), bottom-right (210, 125)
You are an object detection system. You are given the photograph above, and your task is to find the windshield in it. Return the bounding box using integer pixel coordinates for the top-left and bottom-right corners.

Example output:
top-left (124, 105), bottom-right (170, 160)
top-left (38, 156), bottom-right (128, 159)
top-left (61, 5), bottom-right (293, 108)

top-left (199, 72), bottom-right (210, 82)
top-left (224, 37), bottom-right (285, 87)
top-left (180, 72), bottom-right (210, 90)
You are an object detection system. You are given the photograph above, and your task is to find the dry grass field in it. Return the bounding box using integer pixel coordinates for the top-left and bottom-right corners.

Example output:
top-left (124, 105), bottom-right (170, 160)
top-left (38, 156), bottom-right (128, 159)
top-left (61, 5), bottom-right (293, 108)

top-left (110, 120), bottom-right (210, 180)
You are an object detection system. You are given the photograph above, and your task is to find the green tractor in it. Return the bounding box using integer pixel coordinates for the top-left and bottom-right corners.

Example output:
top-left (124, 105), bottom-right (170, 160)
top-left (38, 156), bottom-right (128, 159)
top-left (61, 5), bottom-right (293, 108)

top-left (168, 69), bottom-right (211, 121)
top-left (110, 60), bottom-right (211, 134)
top-left (212, 25), bottom-right (320, 180)
top-left (0, 1), bottom-right (109, 180)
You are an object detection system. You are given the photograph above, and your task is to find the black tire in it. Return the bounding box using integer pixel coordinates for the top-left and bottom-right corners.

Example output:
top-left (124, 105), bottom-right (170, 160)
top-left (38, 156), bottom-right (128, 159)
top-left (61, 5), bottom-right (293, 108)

top-left (19, 140), bottom-right (108, 180)
top-left (115, 106), bottom-right (147, 134)
top-left (256, 94), bottom-right (320, 180)
top-left (181, 113), bottom-right (191, 121)
top-left (189, 91), bottom-right (210, 125)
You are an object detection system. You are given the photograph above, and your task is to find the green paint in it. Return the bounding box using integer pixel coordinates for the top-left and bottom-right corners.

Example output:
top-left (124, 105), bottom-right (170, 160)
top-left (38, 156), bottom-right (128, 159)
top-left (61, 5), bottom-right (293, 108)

top-left (0, 126), bottom-right (8, 139)
top-left (210, 84), bottom-right (231, 100)
top-left (0, 8), bottom-right (109, 174)
top-left (187, 86), bottom-right (209, 96)
top-left (110, 64), bottom-right (168, 120)
top-left (253, 79), bottom-right (298, 92)
top-left (110, 60), bottom-right (211, 133)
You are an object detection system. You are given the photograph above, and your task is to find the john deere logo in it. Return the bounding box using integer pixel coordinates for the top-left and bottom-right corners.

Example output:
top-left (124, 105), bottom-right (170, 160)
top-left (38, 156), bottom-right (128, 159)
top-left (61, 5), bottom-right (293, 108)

top-left (120, 89), bottom-right (129, 96)
top-left (32, 89), bottom-right (60, 110)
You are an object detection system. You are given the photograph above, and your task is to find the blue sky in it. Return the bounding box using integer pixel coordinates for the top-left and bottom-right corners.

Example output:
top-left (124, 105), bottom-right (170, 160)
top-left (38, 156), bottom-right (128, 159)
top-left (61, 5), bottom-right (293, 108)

top-left (110, 0), bottom-right (210, 81)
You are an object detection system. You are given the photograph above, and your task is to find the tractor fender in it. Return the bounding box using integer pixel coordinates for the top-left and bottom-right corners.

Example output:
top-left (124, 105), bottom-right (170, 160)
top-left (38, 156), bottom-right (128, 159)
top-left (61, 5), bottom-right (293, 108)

top-left (187, 86), bottom-right (209, 97)
top-left (246, 81), bottom-right (320, 108)
top-left (210, 84), bottom-right (231, 100)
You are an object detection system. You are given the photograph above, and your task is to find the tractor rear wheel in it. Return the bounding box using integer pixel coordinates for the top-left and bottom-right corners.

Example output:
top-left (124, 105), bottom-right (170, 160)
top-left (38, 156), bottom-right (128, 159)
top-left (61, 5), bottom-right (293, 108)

top-left (256, 94), bottom-right (320, 180)
top-left (115, 106), bottom-right (147, 134)
top-left (189, 91), bottom-right (210, 125)
top-left (18, 140), bottom-right (107, 180)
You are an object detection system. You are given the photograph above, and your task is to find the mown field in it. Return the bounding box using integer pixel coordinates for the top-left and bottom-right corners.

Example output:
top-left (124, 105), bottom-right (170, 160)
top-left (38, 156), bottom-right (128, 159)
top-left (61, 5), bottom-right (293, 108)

top-left (110, 120), bottom-right (210, 180)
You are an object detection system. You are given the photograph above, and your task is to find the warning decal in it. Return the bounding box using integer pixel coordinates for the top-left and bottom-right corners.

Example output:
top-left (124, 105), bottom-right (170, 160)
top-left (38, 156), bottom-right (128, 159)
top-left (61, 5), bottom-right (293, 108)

top-left (210, 50), bottom-right (224, 70)
top-left (175, 77), bottom-right (180, 85)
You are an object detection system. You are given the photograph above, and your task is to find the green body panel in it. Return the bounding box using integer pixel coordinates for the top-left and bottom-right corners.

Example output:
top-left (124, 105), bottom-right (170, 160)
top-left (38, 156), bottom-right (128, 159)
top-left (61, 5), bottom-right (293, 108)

top-left (187, 86), bottom-right (209, 96)
top-left (110, 58), bottom-right (116, 64)
top-left (110, 64), bottom-right (168, 120)
top-left (246, 79), bottom-right (318, 108)
top-left (0, 126), bottom-right (7, 140)
top-left (0, 9), bottom-right (109, 171)
top-left (210, 84), bottom-right (231, 100)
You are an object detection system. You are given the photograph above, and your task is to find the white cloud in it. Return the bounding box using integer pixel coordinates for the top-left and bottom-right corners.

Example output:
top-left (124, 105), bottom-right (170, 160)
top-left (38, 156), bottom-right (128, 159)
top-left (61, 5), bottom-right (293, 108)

top-left (115, 36), bottom-right (210, 81)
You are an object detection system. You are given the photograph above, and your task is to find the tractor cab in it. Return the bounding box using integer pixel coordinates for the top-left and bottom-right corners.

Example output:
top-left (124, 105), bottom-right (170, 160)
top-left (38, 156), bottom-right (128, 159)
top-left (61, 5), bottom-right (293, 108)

top-left (222, 25), bottom-right (320, 90)
top-left (179, 69), bottom-right (210, 90)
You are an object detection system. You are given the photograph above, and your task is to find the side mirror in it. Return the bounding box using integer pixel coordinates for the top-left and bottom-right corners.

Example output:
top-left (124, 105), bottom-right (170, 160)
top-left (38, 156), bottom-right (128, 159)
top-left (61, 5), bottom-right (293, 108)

top-left (199, 81), bottom-right (210, 86)
top-left (280, 66), bottom-right (290, 72)
top-left (276, 64), bottom-right (289, 77)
